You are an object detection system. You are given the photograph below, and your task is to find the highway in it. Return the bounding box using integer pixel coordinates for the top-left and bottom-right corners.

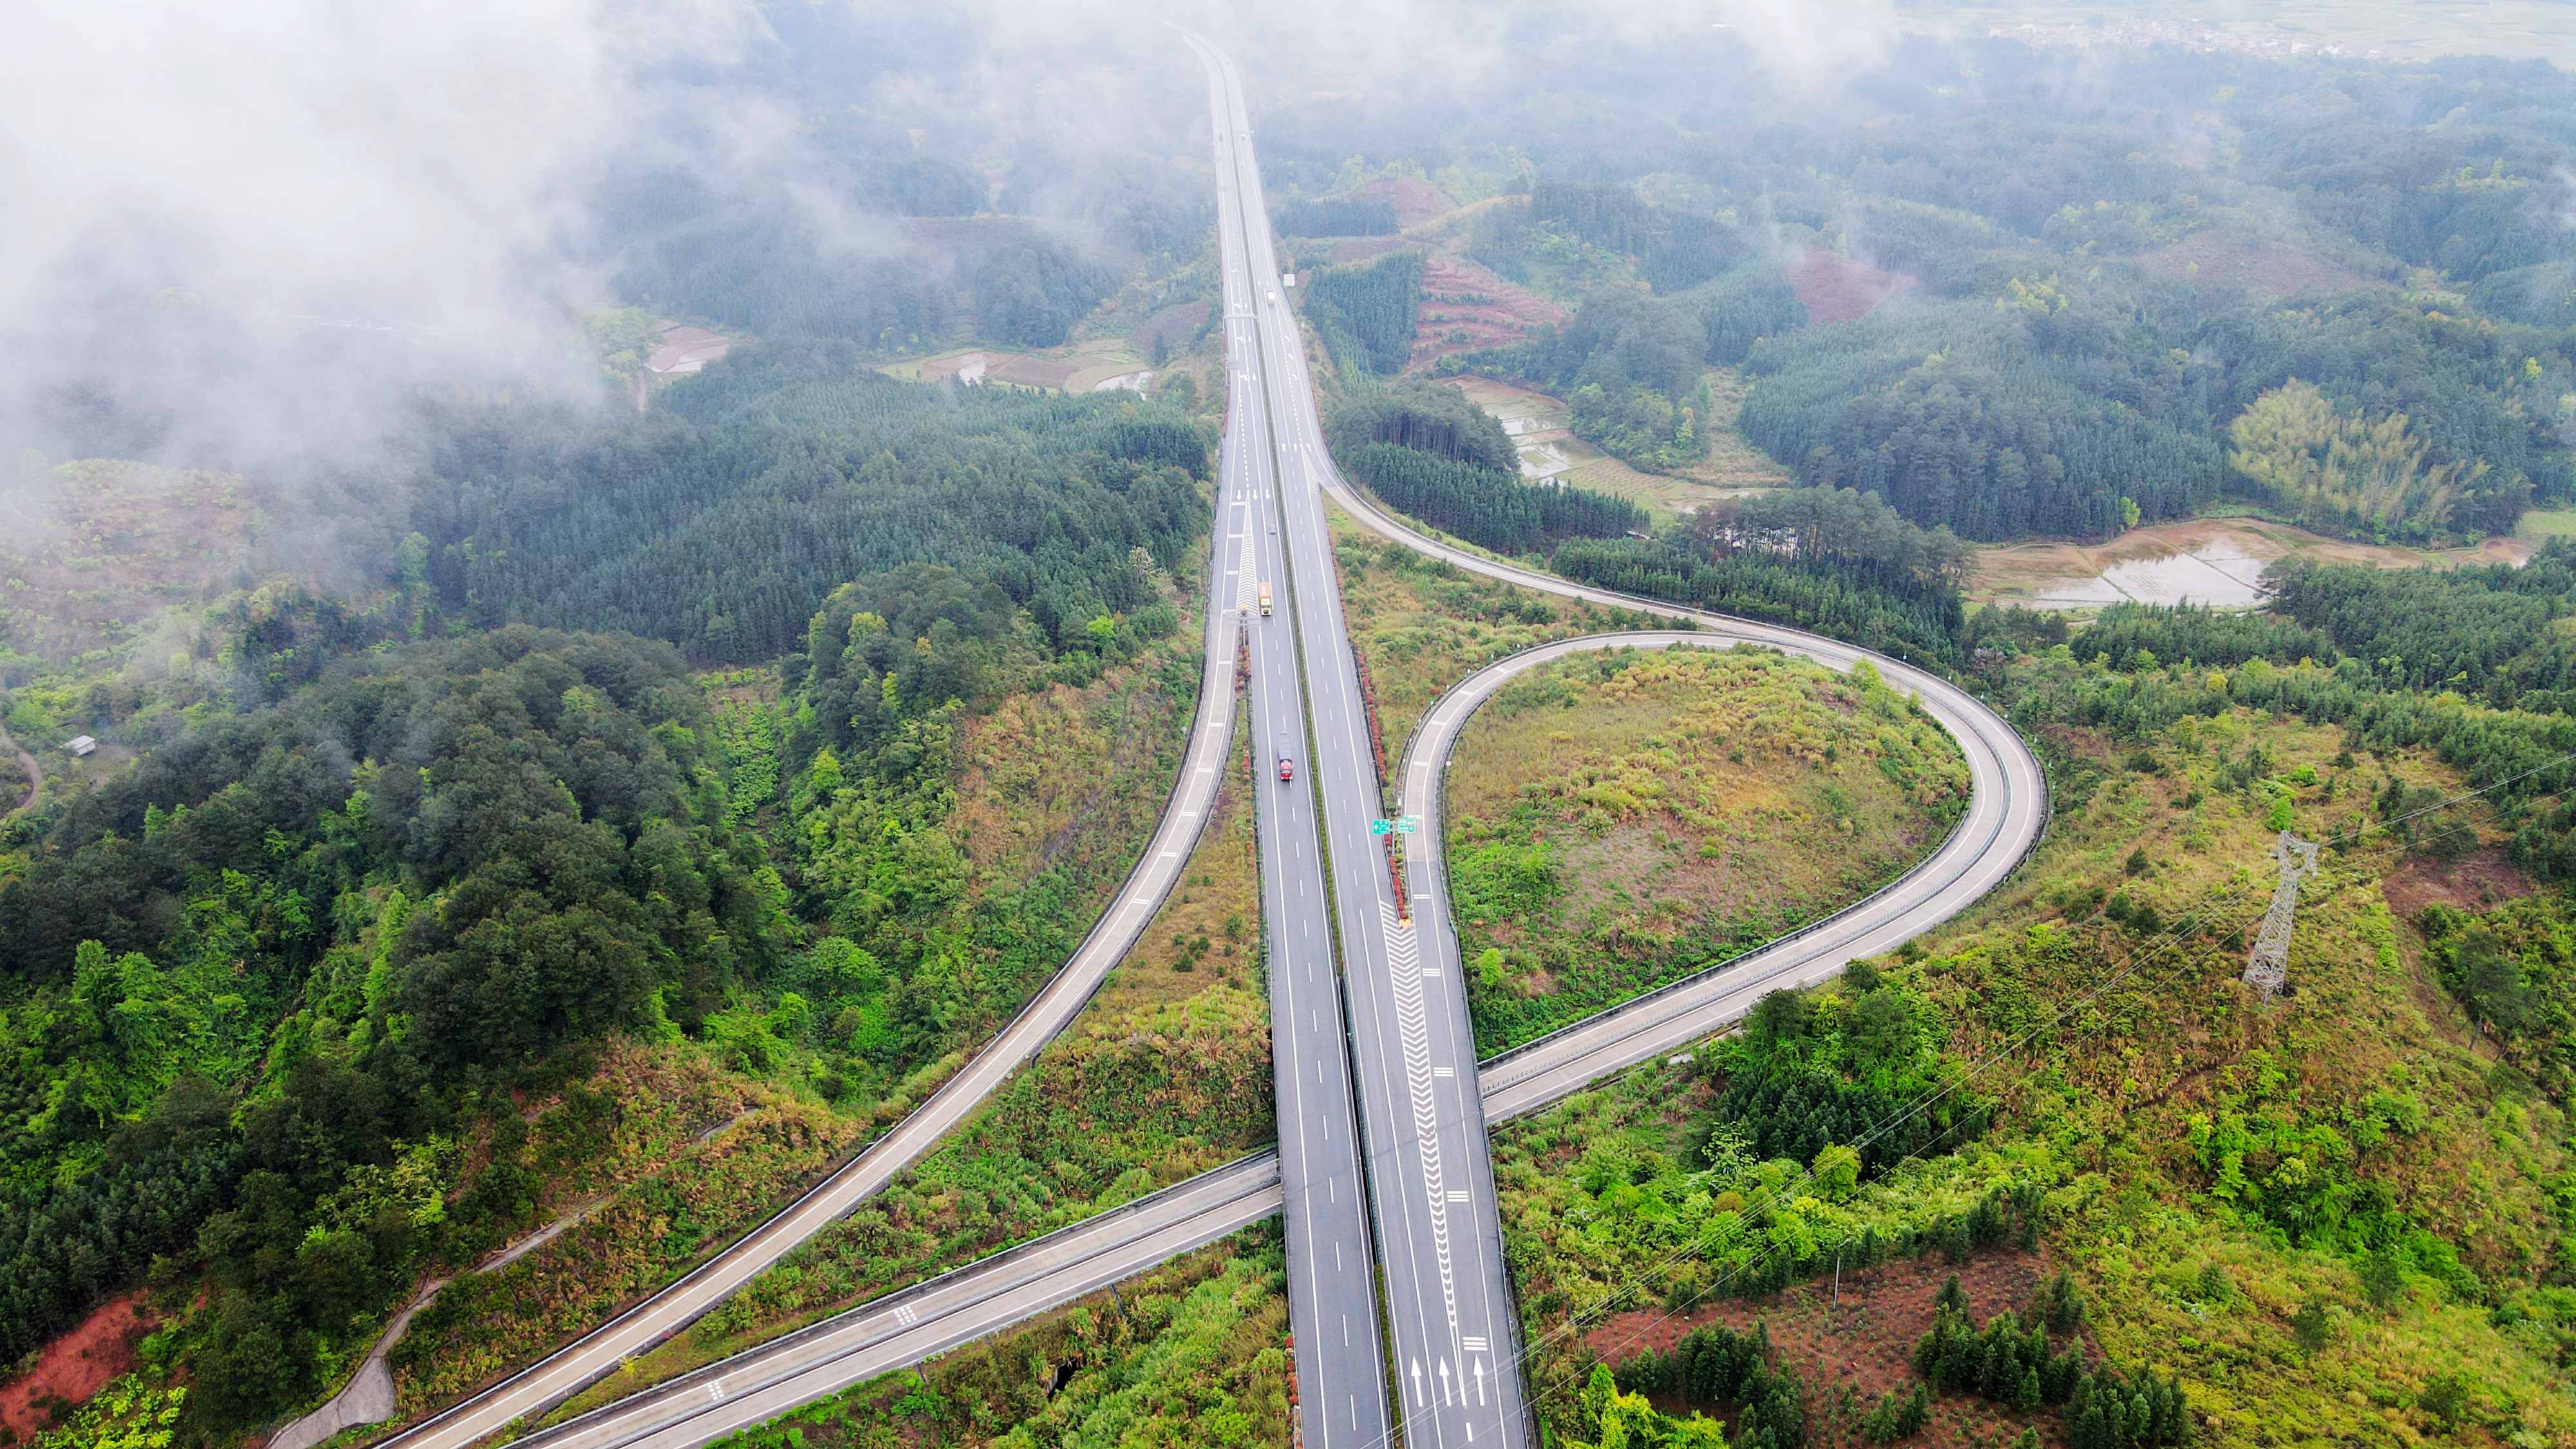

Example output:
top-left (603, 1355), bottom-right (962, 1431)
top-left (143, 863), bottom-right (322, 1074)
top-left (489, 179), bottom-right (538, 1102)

top-left (1198, 30), bottom-right (1395, 1449)
top-left (1187, 34), bottom-right (1528, 1449)
top-left (1419, 634), bottom-right (2043, 1126)
top-left (490, 619), bottom-right (2045, 1449)
top-left (424, 31), bottom-right (2047, 1449)
top-left (494, 1159), bottom-right (1285, 1449)
top-left (353, 264), bottom-right (1263, 1449)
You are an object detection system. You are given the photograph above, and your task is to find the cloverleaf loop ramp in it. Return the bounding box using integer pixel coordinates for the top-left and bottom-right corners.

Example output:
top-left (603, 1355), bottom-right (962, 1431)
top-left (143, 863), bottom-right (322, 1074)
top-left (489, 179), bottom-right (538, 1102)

top-left (350, 39), bottom-right (2044, 1449)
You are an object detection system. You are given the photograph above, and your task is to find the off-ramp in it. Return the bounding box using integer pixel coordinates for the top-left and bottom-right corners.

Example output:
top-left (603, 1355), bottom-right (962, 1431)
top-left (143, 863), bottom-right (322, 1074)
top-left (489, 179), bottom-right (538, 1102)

top-left (495, 617), bottom-right (2044, 1448)
top-left (370, 31), bottom-right (2043, 1449)
top-left (352, 400), bottom-right (1258, 1449)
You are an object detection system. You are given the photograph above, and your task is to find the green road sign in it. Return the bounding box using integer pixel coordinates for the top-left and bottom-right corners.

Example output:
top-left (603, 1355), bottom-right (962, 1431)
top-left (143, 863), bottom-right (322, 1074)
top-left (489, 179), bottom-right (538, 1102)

top-left (1370, 818), bottom-right (1392, 836)
top-left (1397, 816), bottom-right (1421, 834)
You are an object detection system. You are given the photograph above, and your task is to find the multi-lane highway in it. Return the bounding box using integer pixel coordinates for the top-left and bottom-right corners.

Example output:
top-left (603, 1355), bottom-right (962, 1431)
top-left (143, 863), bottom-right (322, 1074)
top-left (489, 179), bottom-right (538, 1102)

top-left (1195, 31), bottom-right (1395, 1449)
top-left (490, 1159), bottom-right (1285, 1449)
top-left (1418, 633), bottom-right (2043, 1125)
top-left (1186, 34), bottom-right (1528, 1449)
top-left (488, 614), bottom-right (2045, 1449)
top-left (383, 30), bottom-right (2047, 1449)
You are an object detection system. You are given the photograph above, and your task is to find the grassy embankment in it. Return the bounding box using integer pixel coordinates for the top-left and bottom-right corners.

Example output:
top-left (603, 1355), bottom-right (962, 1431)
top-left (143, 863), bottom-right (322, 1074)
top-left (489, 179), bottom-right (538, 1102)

top-left (382, 617), bottom-right (1223, 1417)
top-left (1326, 500), bottom-right (1629, 754)
top-left (1449, 645), bottom-right (1969, 1050)
top-left (633, 494), bottom-right (1667, 1446)
top-left (545, 689), bottom-right (1269, 1419)
top-left (697, 1233), bottom-right (1291, 1449)
top-left (1495, 691), bottom-right (2576, 1446)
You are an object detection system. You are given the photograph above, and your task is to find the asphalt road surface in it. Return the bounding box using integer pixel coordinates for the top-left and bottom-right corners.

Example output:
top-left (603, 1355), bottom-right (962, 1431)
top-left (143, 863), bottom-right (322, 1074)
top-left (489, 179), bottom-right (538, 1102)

top-left (497, 1158), bottom-right (1286, 1449)
top-left (1195, 30), bottom-right (1396, 1449)
top-left (357, 325), bottom-right (1259, 1449)
top-left (401, 30), bottom-right (2046, 1449)
top-left (489, 616), bottom-right (2045, 1449)
top-left (1185, 35), bottom-right (1530, 1449)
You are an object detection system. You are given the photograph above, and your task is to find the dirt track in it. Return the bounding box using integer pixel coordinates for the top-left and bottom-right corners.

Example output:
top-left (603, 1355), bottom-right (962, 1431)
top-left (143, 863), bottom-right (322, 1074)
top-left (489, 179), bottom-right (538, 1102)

top-left (0, 723), bottom-right (41, 816)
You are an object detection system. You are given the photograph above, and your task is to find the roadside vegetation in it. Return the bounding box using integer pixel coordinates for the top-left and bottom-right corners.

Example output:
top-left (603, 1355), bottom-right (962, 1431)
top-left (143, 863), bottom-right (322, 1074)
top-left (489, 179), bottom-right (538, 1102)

top-left (0, 361), bottom-right (1218, 1441)
top-left (550, 696), bottom-right (1269, 1417)
top-left (1448, 646), bottom-right (1968, 1049)
top-left (1491, 591), bottom-right (2576, 1446)
top-left (24, 6), bottom-right (2576, 1445)
top-left (698, 1233), bottom-right (1290, 1449)
top-left (1327, 504), bottom-right (1627, 752)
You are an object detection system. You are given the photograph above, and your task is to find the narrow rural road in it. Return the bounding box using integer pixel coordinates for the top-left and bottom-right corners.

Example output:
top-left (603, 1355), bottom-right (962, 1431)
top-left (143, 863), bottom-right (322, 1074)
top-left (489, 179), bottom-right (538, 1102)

top-left (0, 724), bottom-right (42, 817)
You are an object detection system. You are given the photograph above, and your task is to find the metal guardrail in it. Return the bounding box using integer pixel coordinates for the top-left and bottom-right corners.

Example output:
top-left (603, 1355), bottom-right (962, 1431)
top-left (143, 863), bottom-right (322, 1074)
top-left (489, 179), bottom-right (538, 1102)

top-left (366, 500), bottom-right (1247, 1449)
top-left (513, 1153), bottom-right (1283, 1446)
top-left (479, 606), bottom-right (2049, 1449)
top-left (1362, 609), bottom-right (2042, 1088)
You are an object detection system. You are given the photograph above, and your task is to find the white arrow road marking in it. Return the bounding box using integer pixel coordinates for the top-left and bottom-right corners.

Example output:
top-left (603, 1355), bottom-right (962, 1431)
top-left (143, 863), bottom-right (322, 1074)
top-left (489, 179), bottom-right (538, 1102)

top-left (1476, 1359), bottom-right (1489, 1405)
top-left (1409, 1358), bottom-right (1424, 1405)
top-left (1440, 1358), bottom-right (1454, 1406)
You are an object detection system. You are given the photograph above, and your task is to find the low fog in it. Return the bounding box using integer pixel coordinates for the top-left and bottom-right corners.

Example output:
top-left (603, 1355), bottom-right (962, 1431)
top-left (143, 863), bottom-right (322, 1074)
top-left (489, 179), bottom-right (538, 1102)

top-left (0, 0), bottom-right (1903, 509)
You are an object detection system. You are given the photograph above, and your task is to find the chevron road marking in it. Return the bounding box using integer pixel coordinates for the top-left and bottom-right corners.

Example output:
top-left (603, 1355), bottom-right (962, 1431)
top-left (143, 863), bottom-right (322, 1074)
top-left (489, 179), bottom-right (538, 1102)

top-left (1380, 900), bottom-right (1457, 1331)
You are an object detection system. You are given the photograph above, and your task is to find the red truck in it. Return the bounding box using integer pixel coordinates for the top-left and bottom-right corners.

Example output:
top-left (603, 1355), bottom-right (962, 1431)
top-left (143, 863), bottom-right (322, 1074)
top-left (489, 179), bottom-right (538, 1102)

top-left (1277, 757), bottom-right (1294, 783)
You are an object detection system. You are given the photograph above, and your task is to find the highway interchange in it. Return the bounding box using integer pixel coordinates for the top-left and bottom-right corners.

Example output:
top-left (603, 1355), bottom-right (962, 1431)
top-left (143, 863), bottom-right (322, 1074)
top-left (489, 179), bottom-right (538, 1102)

top-left (485, 611), bottom-right (2043, 1449)
top-left (1204, 28), bottom-right (1396, 1446)
top-left (359, 158), bottom-right (1268, 1449)
top-left (1188, 32), bottom-right (1528, 1449)
top-left (354, 30), bottom-right (2047, 1449)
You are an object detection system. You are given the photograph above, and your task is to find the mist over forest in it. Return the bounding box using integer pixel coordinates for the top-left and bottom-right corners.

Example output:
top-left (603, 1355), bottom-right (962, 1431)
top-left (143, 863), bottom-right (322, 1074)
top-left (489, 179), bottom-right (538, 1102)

top-left (11, 3), bottom-right (2576, 1446)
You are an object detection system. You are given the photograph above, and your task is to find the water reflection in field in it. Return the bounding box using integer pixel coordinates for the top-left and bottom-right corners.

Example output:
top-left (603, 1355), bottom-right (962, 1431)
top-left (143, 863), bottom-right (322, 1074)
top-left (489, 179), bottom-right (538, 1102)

top-left (2022, 540), bottom-right (2272, 609)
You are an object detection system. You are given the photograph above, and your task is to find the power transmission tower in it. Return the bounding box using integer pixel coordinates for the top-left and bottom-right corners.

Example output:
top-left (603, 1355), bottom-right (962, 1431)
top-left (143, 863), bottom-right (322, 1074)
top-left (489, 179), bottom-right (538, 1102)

top-left (2244, 831), bottom-right (2319, 997)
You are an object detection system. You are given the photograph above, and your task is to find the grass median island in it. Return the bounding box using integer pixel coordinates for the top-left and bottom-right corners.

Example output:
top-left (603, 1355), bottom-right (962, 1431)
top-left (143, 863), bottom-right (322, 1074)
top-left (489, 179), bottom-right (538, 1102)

top-left (549, 695), bottom-right (1271, 1420)
top-left (1448, 646), bottom-right (1969, 1051)
top-left (701, 1230), bottom-right (1291, 1449)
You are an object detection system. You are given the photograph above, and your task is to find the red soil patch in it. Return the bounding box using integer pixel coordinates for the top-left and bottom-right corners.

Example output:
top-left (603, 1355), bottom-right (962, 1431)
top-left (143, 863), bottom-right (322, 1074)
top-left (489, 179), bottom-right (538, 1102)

top-left (1786, 251), bottom-right (1917, 325)
top-left (1359, 176), bottom-right (1460, 229)
top-left (2380, 848), bottom-right (2535, 922)
top-left (2136, 231), bottom-right (2386, 300)
top-left (0, 1293), bottom-right (153, 1440)
top-left (1587, 1250), bottom-right (2067, 1448)
top-left (1410, 254), bottom-right (1568, 368)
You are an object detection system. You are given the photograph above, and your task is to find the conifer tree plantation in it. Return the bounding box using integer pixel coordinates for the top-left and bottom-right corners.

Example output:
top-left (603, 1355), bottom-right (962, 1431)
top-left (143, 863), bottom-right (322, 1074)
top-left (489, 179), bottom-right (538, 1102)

top-left (1264, 23), bottom-right (2576, 547)
top-left (17, 2), bottom-right (2576, 1448)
